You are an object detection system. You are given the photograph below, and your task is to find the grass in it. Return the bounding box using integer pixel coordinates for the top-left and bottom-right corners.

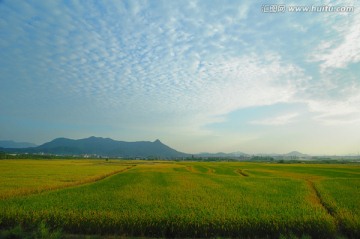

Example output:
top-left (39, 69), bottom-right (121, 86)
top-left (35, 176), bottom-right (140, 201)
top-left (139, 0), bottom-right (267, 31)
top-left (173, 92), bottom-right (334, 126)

top-left (0, 160), bottom-right (359, 238)
top-left (0, 222), bottom-right (63, 239)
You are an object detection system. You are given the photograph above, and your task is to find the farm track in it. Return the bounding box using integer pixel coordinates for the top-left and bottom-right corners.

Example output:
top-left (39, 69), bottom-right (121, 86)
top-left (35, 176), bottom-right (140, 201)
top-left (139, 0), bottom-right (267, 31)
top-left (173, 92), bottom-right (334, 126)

top-left (185, 166), bottom-right (194, 173)
top-left (207, 168), bottom-right (215, 174)
top-left (306, 179), bottom-right (334, 216)
top-left (235, 169), bottom-right (249, 177)
top-left (185, 165), bottom-right (214, 174)
top-left (0, 165), bottom-right (136, 200)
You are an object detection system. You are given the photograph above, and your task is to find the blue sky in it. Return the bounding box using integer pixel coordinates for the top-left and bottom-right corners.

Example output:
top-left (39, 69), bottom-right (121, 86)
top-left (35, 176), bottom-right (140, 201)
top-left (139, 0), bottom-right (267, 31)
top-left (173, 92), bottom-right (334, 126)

top-left (1, 0), bottom-right (359, 154)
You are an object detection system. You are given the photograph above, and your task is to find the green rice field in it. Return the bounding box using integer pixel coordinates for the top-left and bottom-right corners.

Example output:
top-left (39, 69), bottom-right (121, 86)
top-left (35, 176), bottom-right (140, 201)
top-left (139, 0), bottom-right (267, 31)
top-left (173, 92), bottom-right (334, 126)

top-left (0, 159), bottom-right (359, 238)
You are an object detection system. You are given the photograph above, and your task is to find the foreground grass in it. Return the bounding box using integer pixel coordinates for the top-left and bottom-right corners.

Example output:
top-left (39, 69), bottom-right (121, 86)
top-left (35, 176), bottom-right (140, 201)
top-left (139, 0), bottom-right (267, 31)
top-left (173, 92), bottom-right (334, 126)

top-left (0, 160), bottom-right (359, 238)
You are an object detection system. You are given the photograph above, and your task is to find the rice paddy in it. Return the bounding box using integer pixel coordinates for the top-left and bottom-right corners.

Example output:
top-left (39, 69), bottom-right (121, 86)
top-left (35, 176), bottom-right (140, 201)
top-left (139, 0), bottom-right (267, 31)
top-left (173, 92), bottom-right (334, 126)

top-left (0, 160), bottom-right (359, 238)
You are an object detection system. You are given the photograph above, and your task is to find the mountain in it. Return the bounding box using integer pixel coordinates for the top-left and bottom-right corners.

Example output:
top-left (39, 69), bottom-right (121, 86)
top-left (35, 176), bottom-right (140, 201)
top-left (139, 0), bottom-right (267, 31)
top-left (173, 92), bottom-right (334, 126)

top-left (196, 151), bottom-right (311, 159)
top-left (230, 151), bottom-right (250, 157)
top-left (284, 151), bottom-right (309, 157)
top-left (0, 140), bottom-right (37, 148)
top-left (0, 138), bottom-right (311, 159)
top-left (197, 151), bottom-right (249, 158)
top-left (2, 136), bottom-right (188, 158)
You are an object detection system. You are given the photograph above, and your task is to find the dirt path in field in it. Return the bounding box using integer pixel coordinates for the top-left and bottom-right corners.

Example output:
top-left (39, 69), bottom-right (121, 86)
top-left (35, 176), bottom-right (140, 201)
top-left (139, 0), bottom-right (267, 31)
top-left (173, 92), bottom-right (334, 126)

top-left (185, 166), bottom-right (194, 173)
top-left (234, 169), bottom-right (249, 177)
top-left (207, 168), bottom-right (215, 174)
top-left (305, 179), bottom-right (335, 217)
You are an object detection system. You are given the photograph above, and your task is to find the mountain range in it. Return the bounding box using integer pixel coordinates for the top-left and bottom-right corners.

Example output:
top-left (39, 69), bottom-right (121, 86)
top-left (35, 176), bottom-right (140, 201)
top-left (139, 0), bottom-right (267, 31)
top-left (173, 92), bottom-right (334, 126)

top-left (197, 151), bottom-right (309, 158)
top-left (0, 137), bottom-right (311, 159)
top-left (0, 137), bottom-right (188, 158)
top-left (0, 140), bottom-right (37, 148)
top-left (284, 151), bottom-right (309, 157)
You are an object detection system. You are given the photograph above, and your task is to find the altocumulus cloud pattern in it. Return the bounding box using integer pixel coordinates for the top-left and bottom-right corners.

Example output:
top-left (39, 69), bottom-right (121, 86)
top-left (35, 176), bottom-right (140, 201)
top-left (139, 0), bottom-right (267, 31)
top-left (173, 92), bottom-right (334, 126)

top-left (0, 0), bottom-right (360, 154)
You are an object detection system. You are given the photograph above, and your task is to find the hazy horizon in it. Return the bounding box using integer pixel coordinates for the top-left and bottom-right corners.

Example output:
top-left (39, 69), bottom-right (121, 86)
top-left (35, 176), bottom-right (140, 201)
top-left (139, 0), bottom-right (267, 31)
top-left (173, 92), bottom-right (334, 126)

top-left (1, 1), bottom-right (359, 155)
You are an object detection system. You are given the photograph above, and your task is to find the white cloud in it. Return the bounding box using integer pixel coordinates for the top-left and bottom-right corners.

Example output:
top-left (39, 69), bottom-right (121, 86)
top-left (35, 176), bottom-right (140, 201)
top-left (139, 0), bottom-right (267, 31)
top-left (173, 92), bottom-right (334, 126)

top-left (0, 0), bottom-right (311, 135)
top-left (306, 90), bottom-right (360, 125)
top-left (250, 113), bottom-right (299, 126)
top-left (315, 113), bottom-right (360, 126)
top-left (310, 4), bottom-right (360, 71)
top-left (1, 0), bottom-right (360, 153)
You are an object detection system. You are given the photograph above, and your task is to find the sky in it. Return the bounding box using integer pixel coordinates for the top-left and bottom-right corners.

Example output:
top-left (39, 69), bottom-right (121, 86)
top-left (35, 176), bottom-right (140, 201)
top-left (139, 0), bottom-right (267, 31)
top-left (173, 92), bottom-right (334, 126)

top-left (0, 0), bottom-right (360, 155)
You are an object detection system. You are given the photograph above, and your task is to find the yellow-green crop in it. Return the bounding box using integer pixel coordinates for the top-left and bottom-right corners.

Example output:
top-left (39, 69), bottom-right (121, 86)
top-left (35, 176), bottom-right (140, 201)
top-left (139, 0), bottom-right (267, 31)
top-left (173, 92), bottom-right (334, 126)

top-left (0, 159), bottom-right (132, 199)
top-left (0, 160), bottom-right (359, 238)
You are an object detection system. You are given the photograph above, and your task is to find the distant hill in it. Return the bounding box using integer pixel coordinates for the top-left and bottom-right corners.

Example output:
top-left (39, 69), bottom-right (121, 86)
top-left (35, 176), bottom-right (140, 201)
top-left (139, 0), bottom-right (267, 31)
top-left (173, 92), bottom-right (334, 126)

top-left (2, 136), bottom-right (188, 158)
top-left (197, 151), bottom-right (249, 158)
top-left (284, 151), bottom-right (309, 157)
top-left (0, 140), bottom-right (37, 148)
top-left (230, 151), bottom-right (250, 157)
top-left (196, 151), bottom-right (311, 160)
top-left (0, 138), bottom-right (312, 160)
